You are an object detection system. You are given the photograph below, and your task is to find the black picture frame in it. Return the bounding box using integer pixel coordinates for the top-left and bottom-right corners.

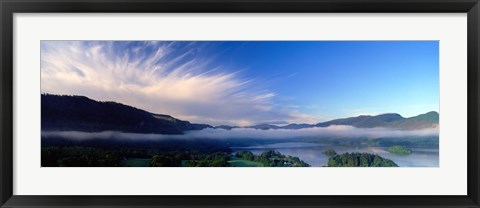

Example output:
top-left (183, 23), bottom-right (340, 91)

top-left (1, 0), bottom-right (479, 207)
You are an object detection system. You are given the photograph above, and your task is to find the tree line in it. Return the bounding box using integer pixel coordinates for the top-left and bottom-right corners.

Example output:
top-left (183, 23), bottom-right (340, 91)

top-left (327, 152), bottom-right (398, 167)
top-left (235, 150), bottom-right (310, 167)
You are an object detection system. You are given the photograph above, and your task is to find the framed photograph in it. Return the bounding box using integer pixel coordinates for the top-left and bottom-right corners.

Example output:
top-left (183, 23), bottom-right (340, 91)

top-left (1, 0), bottom-right (479, 207)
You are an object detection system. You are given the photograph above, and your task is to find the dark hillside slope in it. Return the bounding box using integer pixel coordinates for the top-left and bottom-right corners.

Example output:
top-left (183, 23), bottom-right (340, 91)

top-left (41, 94), bottom-right (211, 134)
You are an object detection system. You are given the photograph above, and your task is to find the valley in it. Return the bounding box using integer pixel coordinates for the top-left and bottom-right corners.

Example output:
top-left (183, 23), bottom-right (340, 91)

top-left (41, 94), bottom-right (439, 167)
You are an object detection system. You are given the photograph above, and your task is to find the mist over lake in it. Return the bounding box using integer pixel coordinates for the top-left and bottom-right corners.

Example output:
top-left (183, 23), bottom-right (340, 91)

top-left (40, 93), bottom-right (440, 168)
top-left (41, 125), bottom-right (438, 141)
top-left (40, 41), bottom-right (439, 167)
top-left (42, 128), bottom-right (439, 167)
top-left (231, 142), bottom-right (439, 167)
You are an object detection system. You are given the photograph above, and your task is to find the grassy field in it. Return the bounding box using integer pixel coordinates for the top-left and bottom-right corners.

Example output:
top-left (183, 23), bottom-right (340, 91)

top-left (121, 158), bottom-right (150, 167)
top-left (228, 157), bottom-right (264, 167)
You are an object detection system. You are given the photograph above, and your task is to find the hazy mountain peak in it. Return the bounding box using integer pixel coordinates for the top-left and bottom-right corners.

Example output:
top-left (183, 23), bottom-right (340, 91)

top-left (315, 111), bottom-right (436, 130)
top-left (374, 113), bottom-right (404, 122)
top-left (246, 124), bottom-right (280, 130)
top-left (423, 111), bottom-right (439, 116)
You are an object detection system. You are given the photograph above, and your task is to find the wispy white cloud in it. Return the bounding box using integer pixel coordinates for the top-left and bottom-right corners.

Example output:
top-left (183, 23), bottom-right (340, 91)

top-left (41, 41), bottom-right (319, 126)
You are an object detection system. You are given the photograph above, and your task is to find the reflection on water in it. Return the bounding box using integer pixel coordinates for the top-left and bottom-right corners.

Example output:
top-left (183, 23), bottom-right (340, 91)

top-left (231, 142), bottom-right (439, 167)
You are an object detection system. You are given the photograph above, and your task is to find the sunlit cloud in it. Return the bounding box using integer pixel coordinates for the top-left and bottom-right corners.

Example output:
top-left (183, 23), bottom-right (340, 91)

top-left (41, 41), bottom-right (320, 126)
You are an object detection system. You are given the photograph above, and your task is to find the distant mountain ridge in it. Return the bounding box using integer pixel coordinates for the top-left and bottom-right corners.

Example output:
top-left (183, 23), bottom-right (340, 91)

top-left (314, 112), bottom-right (438, 130)
top-left (387, 111), bottom-right (439, 130)
top-left (42, 94), bottom-right (439, 134)
top-left (316, 113), bottom-right (404, 128)
top-left (222, 112), bottom-right (438, 131)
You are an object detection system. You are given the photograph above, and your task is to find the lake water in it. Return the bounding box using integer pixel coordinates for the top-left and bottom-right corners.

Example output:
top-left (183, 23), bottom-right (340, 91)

top-left (231, 142), bottom-right (439, 167)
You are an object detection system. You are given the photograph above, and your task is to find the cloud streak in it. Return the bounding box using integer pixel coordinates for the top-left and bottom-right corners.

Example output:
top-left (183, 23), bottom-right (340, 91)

top-left (41, 41), bottom-right (318, 126)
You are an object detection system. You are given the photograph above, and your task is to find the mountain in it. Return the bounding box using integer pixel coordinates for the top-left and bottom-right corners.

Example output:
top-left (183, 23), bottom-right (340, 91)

top-left (246, 124), bottom-right (281, 130)
top-left (388, 111), bottom-right (439, 130)
top-left (316, 113), bottom-right (404, 128)
top-left (42, 94), bottom-right (438, 133)
top-left (242, 112), bottom-right (438, 131)
top-left (315, 112), bottom-right (438, 130)
top-left (41, 94), bottom-right (212, 134)
top-left (215, 125), bottom-right (239, 130)
top-left (281, 123), bottom-right (314, 129)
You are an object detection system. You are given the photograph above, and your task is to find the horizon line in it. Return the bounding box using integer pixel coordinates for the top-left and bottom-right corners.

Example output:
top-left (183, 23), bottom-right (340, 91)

top-left (41, 93), bottom-right (439, 127)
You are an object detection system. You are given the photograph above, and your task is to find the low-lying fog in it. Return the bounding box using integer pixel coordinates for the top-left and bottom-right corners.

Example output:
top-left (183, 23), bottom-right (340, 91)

top-left (41, 125), bottom-right (439, 141)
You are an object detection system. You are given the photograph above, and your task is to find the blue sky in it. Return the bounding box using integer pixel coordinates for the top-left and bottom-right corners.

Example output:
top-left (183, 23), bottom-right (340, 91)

top-left (41, 41), bottom-right (439, 126)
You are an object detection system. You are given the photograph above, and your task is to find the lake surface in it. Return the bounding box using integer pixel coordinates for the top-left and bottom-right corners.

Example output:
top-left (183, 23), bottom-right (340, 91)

top-left (231, 142), bottom-right (439, 167)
